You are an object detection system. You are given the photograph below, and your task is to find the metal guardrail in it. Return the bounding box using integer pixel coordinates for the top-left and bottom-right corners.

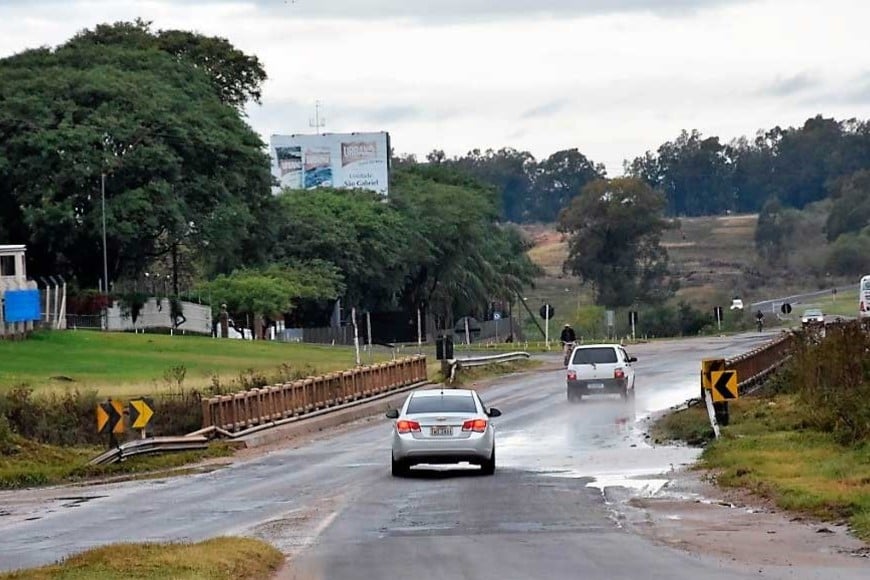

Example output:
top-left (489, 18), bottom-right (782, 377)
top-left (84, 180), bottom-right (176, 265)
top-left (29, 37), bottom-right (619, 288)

top-left (201, 356), bottom-right (428, 433)
top-left (452, 352), bottom-right (531, 369)
top-left (725, 331), bottom-right (796, 394)
top-left (447, 352), bottom-right (531, 382)
top-left (88, 435), bottom-right (209, 466)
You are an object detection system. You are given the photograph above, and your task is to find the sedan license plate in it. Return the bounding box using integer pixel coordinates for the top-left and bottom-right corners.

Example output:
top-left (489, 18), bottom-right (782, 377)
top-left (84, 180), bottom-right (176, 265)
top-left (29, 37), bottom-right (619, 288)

top-left (431, 425), bottom-right (453, 436)
top-left (588, 383), bottom-right (605, 390)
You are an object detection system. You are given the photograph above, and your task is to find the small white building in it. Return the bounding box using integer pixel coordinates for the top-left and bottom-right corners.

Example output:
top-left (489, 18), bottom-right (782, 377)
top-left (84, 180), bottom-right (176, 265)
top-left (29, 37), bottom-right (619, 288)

top-left (0, 244), bottom-right (40, 336)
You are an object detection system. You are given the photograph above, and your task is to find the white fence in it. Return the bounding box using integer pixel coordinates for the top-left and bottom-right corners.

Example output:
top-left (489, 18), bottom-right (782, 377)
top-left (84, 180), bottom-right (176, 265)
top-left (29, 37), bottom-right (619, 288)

top-left (106, 298), bottom-right (212, 334)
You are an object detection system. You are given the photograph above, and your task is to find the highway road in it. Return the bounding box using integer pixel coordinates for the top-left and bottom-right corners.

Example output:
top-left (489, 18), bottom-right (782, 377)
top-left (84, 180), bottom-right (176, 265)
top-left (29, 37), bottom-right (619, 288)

top-left (0, 332), bottom-right (866, 578)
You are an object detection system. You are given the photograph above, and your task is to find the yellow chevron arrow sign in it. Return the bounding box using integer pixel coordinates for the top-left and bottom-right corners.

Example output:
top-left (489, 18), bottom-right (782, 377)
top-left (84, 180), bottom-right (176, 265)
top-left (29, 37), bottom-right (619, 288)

top-left (129, 399), bottom-right (154, 430)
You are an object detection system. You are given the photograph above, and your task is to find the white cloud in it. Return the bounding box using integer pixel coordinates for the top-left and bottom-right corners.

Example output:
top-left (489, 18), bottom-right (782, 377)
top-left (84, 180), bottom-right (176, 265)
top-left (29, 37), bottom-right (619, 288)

top-left (2, 0), bottom-right (870, 174)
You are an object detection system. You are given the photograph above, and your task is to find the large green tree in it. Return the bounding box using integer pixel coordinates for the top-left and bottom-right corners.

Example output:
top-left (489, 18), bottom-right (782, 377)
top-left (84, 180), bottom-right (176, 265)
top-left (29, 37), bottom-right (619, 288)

top-left (390, 165), bottom-right (540, 325)
top-left (0, 22), bottom-right (271, 286)
top-left (627, 130), bottom-right (736, 216)
top-left (559, 178), bottom-right (673, 307)
top-left (531, 148), bottom-right (605, 222)
top-left (270, 188), bottom-right (411, 310)
top-left (826, 170), bottom-right (870, 242)
top-left (202, 262), bottom-right (344, 326)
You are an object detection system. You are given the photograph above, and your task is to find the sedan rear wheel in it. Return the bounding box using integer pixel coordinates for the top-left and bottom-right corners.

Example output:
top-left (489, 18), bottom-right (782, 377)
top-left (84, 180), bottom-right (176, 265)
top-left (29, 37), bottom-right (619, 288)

top-left (480, 446), bottom-right (496, 476)
top-left (391, 455), bottom-right (410, 477)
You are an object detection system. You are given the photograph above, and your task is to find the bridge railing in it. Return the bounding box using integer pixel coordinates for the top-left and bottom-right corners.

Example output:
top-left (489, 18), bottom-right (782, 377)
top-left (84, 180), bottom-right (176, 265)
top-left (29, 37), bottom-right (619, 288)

top-left (725, 332), bottom-right (797, 393)
top-left (200, 355), bottom-right (428, 433)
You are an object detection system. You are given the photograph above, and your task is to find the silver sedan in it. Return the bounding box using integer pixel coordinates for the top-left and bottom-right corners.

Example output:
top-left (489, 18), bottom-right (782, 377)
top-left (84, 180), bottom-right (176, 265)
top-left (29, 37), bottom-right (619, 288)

top-left (386, 389), bottom-right (501, 477)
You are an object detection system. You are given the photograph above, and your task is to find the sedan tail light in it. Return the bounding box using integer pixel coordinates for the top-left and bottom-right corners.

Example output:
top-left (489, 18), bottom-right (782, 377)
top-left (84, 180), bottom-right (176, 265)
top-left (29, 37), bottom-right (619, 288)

top-left (396, 420), bottom-right (421, 434)
top-left (614, 368), bottom-right (625, 380)
top-left (567, 370), bottom-right (577, 381)
top-left (462, 419), bottom-right (488, 433)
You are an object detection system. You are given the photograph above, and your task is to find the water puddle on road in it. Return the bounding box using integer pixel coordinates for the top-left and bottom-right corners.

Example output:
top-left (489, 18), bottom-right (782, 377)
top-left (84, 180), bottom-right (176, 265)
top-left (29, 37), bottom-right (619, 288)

top-left (55, 496), bottom-right (105, 508)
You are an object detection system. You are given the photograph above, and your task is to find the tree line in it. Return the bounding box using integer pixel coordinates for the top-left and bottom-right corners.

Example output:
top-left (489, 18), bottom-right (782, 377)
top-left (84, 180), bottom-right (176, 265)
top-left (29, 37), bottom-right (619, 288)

top-left (0, 21), bottom-right (539, 328)
top-left (3, 20), bottom-right (867, 325)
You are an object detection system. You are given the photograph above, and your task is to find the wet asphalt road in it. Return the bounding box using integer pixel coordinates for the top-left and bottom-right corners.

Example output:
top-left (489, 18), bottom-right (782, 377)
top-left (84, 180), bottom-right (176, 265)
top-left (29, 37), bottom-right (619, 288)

top-left (1, 332), bottom-right (864, 578)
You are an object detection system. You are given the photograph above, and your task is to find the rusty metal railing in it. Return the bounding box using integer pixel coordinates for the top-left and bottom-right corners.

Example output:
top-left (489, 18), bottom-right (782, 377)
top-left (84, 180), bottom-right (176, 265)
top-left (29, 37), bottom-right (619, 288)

top-left (200, 355), bottom-right (428, 433)
top-left (725, 332), bottom-right (796, 393)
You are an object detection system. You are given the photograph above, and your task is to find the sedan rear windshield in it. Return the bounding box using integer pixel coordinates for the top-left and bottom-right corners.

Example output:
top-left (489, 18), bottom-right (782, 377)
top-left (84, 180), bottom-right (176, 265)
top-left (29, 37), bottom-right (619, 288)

top-left (571, 347), bottom-right (618, 365)
top-left (406, 395), bottom-right (477, 414)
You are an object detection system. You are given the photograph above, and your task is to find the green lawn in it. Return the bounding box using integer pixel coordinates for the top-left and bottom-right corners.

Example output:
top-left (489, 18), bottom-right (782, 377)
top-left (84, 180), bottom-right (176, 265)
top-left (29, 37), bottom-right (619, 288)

top-left (0, 331), bottom-right (389, 396)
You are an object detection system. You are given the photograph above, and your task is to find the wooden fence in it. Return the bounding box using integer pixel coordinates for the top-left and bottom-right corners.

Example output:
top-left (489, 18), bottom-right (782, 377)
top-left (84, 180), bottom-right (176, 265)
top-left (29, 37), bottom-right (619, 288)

top-left (201, 355), bottom-right (428, 432)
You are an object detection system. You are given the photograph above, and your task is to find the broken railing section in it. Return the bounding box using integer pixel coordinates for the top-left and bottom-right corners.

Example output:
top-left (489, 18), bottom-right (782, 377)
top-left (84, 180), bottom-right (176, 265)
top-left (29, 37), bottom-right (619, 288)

top-left (200, 356), bottom-right (428, 433)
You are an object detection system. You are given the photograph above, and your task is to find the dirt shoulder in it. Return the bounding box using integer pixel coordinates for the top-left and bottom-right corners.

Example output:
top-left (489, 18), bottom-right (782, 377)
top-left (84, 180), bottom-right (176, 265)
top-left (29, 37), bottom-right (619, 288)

top-left (623, 466), bottom-right (869, 569)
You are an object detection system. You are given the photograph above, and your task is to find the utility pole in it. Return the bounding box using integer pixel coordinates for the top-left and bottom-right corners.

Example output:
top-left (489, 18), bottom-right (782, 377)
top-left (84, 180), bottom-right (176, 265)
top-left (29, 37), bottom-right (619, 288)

top-left (101, 171), bottom-right (109, 311)
top-left (309, 100), bottom-right (326, 135)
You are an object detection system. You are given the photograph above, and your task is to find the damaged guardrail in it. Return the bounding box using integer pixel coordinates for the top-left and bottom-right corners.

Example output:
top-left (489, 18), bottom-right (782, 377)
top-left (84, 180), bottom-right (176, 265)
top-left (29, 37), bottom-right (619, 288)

top-left (447, 352), bottom-right (531, 382)
top-left (88, 435), bottom-right (209, 466)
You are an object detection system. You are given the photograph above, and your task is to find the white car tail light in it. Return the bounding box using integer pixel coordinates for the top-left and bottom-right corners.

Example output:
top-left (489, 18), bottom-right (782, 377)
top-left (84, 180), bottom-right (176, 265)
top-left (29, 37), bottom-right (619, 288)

top-left (396, 420), bottom-right (421, 434)
top-left (614, 368), bottom-right (625, 380)
top-left (462, 419), bottom-right (488, 433)
top-left (567, 370), bottom-right (577, 381)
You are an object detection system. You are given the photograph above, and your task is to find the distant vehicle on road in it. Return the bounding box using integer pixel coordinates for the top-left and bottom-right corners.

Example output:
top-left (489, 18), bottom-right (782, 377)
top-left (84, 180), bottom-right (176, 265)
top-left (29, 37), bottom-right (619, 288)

top-left (730, 297), bottom-right (744, 310)
top-left (801, 308), bottom-right (825, 325)
top-left (860, 275), bottom-right (870, 319)
top-left (566, 344), bottom-right (637, 403)
top-left (386, 389), bottom-right (501, 477)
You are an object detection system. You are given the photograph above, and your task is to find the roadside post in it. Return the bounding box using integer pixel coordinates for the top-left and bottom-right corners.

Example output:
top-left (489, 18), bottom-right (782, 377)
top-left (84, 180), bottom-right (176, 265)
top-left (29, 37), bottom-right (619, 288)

top-left (606, 310), bottom-right (615, 341)
top-left (352, 307), bottom-right (361, 366)
top-left (464, 317), bottom-right (471, 345)
top-left (701, 358), bottom-right (732, 426)
top-left (416, 307), bottom-right (422, 355)
top-left (366, 311), bottom-right (373, 363)
top-left (714, 306), bottom-right (723, 332)
top-left (702, 389), bottom-right (721, 439)
top-left (628, 311), bottom-right (638, 342)
top-left (539, 304), bottom-right (554, 350)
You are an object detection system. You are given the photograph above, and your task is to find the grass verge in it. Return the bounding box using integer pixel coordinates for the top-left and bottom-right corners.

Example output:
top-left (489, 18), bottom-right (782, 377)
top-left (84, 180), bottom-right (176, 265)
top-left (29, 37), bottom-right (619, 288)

top-left (435, 359), bottom-right (542, 386)
top-left (0, 433), bottom-right (235, 489)
top-left (0, 330), bottom-right (391, 396)
top-left (0, 537), bottom-right (283, 580)
top-left (650, 402), bottom-right (714, 447)
top-left (653, 395), bottom-right (870, 541)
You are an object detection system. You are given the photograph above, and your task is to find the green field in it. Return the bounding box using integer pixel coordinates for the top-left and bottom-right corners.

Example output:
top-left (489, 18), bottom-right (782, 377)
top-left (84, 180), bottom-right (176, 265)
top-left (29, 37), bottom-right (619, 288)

top-left (0, 331), bottom-right (390, 396)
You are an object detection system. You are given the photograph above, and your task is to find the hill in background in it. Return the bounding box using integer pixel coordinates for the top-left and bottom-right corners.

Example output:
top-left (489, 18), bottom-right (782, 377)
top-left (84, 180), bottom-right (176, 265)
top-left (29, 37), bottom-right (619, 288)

top-left (517, 213), bottom-right (845, 336)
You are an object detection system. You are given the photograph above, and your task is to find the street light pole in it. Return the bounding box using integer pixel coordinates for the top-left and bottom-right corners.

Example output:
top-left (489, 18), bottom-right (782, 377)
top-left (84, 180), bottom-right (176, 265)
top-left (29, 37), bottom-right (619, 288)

top-left (101, 172), bottom-right (109, 296)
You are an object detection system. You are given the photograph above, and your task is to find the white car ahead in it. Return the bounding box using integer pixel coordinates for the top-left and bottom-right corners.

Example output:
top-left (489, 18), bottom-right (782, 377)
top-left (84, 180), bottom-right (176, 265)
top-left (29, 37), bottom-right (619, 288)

top-left (801, 308), bottom-right (825, 325)
top-left (566, 344), bottom-right (637, 403)
top-left (386, 389), bottom-right (501, 477)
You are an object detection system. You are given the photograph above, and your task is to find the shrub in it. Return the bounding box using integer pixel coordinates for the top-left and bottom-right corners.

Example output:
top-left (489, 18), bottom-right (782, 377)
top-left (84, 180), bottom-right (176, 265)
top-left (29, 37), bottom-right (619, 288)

top-left (0, 414), bottom-right (16, 455)
top-left (789, 321), bottom-right (870, 444)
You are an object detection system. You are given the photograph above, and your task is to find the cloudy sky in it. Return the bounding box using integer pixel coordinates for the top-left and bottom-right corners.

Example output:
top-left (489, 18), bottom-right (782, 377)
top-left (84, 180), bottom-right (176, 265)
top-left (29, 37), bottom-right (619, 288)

top-left (2, 0), bottom-right (869, 174)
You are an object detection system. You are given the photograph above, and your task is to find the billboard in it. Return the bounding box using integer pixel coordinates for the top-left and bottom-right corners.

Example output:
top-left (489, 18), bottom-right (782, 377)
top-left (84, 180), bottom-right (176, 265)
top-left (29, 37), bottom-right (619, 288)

top-left (271, 132), bottom-right (390, 196)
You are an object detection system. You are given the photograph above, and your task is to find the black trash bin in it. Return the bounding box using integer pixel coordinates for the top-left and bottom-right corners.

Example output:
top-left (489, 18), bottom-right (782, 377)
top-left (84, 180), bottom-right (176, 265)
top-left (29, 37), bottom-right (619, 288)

top-left (435, 335), bottom-right (454, 360)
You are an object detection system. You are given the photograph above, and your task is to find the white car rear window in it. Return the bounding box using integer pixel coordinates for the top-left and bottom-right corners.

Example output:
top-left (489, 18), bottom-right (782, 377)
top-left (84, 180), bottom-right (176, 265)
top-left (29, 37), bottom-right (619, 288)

top-left (571, 347), bottom-right (618, 365)
top-left (406, 395), bottom-right (477, 414)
